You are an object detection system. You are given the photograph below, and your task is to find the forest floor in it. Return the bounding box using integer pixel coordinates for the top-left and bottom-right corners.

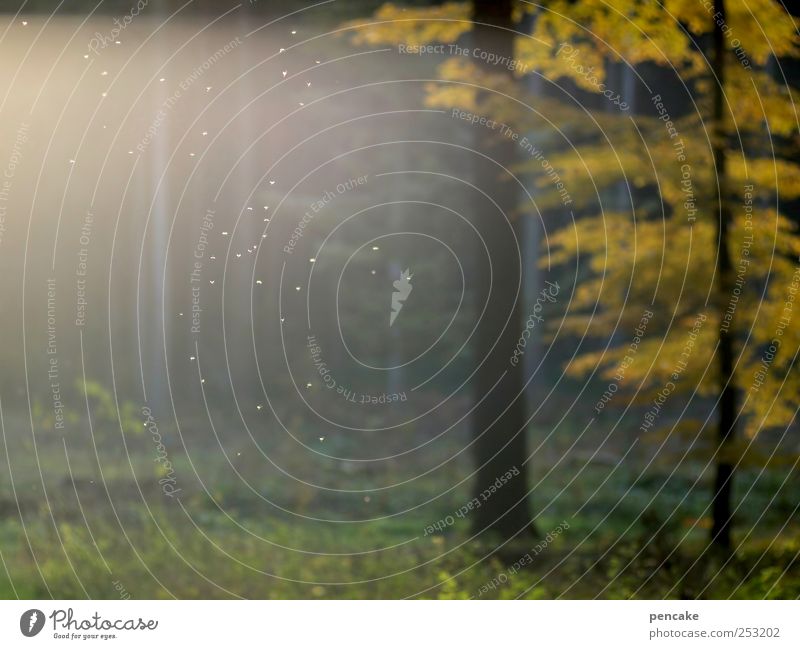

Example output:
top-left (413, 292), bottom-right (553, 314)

top-left (1, 423), bottom-right (798, 599)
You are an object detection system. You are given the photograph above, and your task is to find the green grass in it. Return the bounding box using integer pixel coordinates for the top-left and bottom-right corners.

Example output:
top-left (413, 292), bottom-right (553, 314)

top-left (0, 507), bottom-right (798, 599)
top-left (1, 421), bottom-right (798, 599)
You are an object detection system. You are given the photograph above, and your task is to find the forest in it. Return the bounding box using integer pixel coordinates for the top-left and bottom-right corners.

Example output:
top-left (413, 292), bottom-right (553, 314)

top-left (0, 0), bottom-right (797, 600)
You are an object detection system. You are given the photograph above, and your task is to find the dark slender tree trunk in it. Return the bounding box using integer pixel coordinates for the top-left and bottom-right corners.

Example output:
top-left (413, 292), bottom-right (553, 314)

top-left (470, 0), bottom-right (534, 541)
top-left (710, 0), bottom-right (737, 551)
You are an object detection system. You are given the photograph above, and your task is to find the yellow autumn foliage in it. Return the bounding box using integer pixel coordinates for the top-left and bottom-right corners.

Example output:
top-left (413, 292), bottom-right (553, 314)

top-left (342, 1), bottom-right (800, 440)
top-left (341, 2), bottom-right (471, 48)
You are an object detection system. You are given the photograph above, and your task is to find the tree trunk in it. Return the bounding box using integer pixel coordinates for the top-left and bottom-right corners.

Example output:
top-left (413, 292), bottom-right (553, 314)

top-left (710, 0), bottom-right (737, 551)
top-left (470, 0), bottom-right (534, 541)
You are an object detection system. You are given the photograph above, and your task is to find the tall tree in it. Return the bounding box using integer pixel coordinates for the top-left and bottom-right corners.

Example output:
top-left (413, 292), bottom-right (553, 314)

top-left (344, 2), bottom-right (536, 541)
top-left (469, 0), bottom-right (534, 540)
top-left (709, 0), bottom-right (736, 551)
top-left (522, 0), bottom-right (800, 551)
